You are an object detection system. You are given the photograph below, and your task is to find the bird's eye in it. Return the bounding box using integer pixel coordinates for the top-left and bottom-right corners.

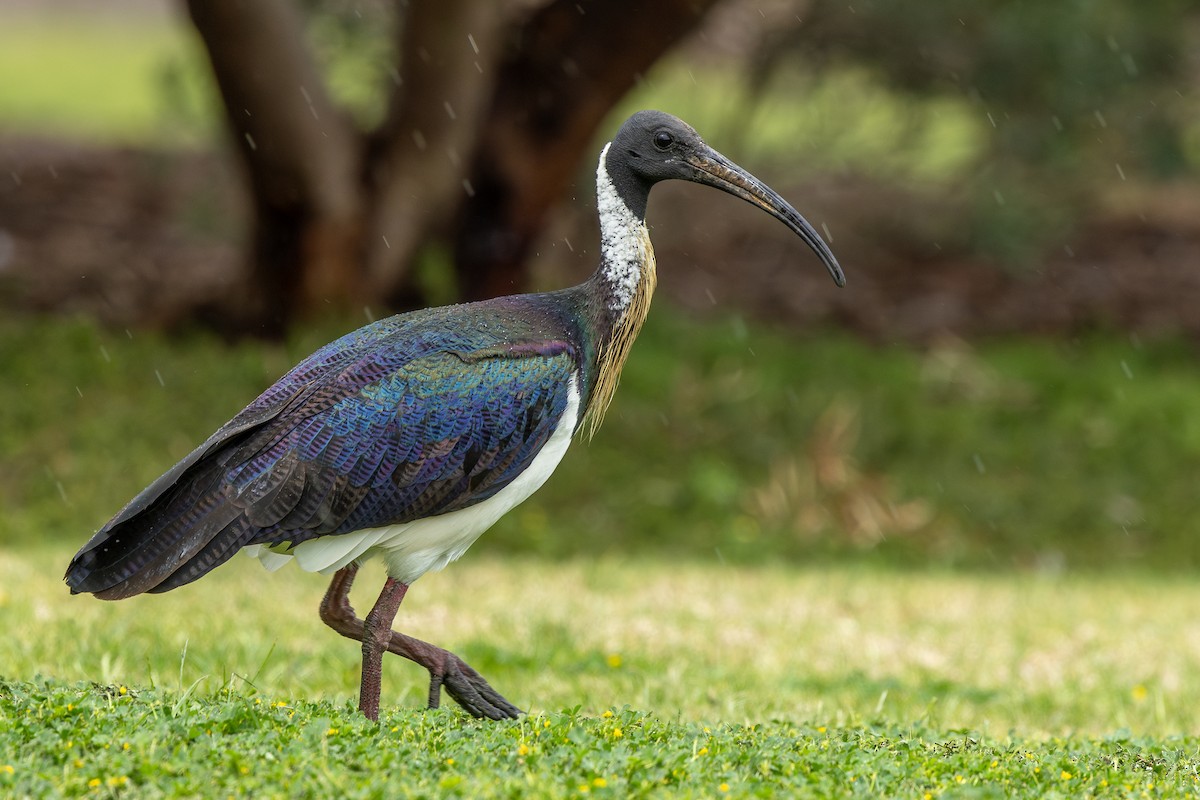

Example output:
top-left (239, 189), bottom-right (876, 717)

top-left (653, 131), bottom-right (674, 150)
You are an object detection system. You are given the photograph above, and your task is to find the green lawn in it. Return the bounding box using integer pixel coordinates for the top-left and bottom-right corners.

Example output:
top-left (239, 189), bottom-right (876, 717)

top-left (4, 548), bottom-right (1200, 796)
top-left (3, 313), bottom-right (1200, 796)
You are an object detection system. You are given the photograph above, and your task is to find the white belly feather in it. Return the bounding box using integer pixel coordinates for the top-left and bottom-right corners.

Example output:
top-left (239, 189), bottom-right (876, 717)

top-left (243, 375), bottom-right (581, 585)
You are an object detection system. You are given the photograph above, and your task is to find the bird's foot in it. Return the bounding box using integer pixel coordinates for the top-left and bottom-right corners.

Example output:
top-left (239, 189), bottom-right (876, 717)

top-left (424, 648), bottom-right (522, 721)
top-left (318, 566), bottom-right (521, 720)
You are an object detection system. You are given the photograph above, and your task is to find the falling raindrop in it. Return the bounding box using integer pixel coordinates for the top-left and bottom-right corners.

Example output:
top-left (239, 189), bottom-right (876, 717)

top-left (1120, 360), bottom-right (1133, 380)
top-left (381, 234), bottom-right (391, 249)
top-left (300, 85), bottom-right (317, 119)
top-left (155, 369), bottom-right (165, 387)
top-left (1115, 163), bottom-right (1126, 181)
top-left (1093, 110), bottom-right (1108, 129)
top-left (245, 132), bottom-right (257, 151)
top-left (467, 33), bottom-right (479, 54)
top-left (99, 345), bottom-right (111, 363)
top-left (462, 179), bottom-right (475, 198)
top-left (821, 222), bottom-right (834, 244)
top-left (972, 454), bottom-right (986, 474)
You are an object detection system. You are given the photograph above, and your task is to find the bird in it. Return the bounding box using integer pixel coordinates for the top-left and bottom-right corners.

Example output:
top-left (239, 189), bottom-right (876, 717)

top-left (64, 110), bottom-right (845, 722)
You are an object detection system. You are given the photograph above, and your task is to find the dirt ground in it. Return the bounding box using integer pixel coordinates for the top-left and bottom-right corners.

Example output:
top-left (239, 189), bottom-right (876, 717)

top-left (3, 137), bottom-right (1199, 342)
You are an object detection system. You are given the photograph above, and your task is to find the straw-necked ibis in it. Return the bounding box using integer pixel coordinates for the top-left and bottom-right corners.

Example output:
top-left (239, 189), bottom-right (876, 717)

top-left (65, 110), bottom-right (845, 721)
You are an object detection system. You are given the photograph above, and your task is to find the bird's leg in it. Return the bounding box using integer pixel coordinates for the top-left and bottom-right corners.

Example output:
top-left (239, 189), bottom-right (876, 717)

top-left (318, 563), bottom-right (361, 630)
top-left (316, 565), bottom-right (522, 721)
top-left (359, 577), bottom-right (409, 721)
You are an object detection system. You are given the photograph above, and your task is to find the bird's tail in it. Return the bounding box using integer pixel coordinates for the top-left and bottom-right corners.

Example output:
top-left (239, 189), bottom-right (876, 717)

top-left (64, 453), bottom-right (251, 600)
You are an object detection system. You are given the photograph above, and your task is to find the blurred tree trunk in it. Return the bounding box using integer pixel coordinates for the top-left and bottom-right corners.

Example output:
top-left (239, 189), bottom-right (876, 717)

top-left (453, 0), bottom-right (722, 299)
top-left (186, 0), bottom-right (364, 334)
top-left (185, 0), bottom-right (719, 335)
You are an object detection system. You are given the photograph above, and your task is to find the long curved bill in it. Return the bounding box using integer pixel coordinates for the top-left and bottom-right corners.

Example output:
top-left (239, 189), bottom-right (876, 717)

top-left (686, 147), bottom-right (846, 287)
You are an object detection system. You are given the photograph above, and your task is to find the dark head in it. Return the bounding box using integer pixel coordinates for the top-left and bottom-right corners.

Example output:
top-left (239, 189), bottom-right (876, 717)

top-left (605, 110), bottom-right (845, 287)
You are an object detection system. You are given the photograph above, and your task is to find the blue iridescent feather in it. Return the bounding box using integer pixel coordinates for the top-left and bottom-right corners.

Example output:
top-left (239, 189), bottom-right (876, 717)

top-left (65, 293), bottom-right (591, 598)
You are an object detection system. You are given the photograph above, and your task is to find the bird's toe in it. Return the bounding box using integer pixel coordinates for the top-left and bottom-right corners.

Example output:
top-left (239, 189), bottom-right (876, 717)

top-left (435, 654), bottom-right (522, 720)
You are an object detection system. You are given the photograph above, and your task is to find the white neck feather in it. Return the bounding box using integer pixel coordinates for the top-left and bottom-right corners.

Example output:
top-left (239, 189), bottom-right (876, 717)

top-left (595, 142), bottom-right (651, 313)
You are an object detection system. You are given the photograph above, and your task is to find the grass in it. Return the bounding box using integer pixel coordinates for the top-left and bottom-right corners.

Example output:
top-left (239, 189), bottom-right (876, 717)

top-left (0, 11), bottom-right (215, 146)
top-left (4, 547), bottom-right (1200, 796)
top-left (5, 689), bottom-right (1200, 800)
top-left (7, 547), bottom-right (1200, 734)
top-left (0, 309), bottom-right (1195, 796)
top-left (4, 312), bottom-right (1200, 572)
top-left (7, 313), bottom-right (1200, 792)
top-left (5, 316), bottom-right (1200, 796)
